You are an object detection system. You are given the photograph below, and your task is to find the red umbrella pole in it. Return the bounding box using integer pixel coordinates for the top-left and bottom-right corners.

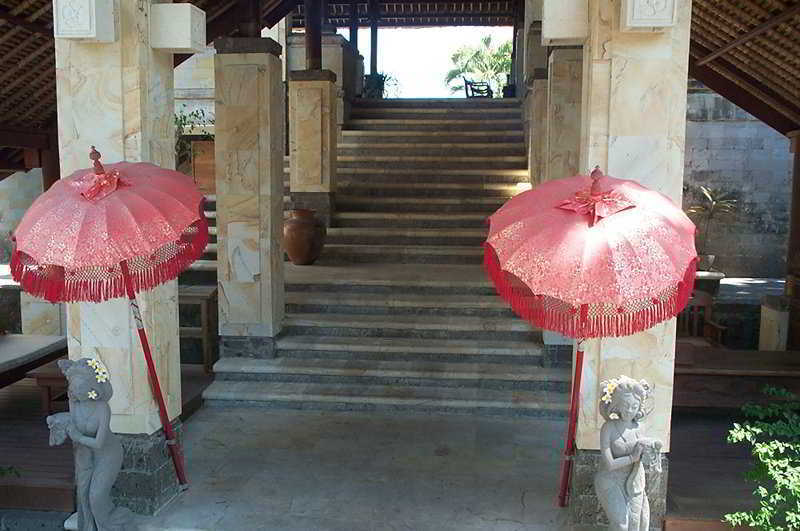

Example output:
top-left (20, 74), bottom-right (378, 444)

top-left (120, 261), bottom-right (188, 486)
top-left (558, 345), bottom-right (584, 507)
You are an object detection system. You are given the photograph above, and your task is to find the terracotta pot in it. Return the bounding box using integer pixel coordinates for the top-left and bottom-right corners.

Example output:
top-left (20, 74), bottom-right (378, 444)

top-left (283, 209), bottom-right (326, 265)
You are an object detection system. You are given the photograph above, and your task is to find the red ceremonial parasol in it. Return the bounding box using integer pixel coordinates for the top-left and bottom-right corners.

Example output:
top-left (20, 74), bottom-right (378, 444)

top-left (11, 147), bottom-right (209, 486)
top-left (483, 167), bottom-right (697, 506)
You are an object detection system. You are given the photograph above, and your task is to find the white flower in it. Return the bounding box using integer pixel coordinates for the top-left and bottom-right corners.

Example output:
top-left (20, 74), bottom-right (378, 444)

top-left (87, 390), bottom-right (98, 400)
top-left (609, 413), bottom-right (619, 419)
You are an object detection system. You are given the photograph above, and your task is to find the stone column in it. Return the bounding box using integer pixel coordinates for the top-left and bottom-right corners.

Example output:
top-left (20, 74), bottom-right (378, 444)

top-left (522, 14), bottom-right (549, 185)
top-left (288, 70), bottom-right (338, 226)
top-left (544, 48), bottom-right (582, 181)
top-left (568, 1), bottom-right (692, 528)
top-left (785, 130), bottom-right (800, 347)
top-left (214, 37), bottom-right (286, 359)
top-left (54, 0), bottom-right (182, 514)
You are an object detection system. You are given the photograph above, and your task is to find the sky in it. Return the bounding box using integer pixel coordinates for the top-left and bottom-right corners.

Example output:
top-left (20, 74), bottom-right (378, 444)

top-left (336, 26), bottom-right (513, 98)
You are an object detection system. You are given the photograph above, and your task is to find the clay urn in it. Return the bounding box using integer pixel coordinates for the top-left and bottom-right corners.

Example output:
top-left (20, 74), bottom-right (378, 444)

top-left (283, 209), bottom-right (326, 265)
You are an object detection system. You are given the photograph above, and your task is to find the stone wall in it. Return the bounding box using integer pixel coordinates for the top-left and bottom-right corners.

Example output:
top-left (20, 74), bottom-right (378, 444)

top-left (0, 169), bottom-right (43, 264)
top-left (683, 82), bottom-right (792, 278)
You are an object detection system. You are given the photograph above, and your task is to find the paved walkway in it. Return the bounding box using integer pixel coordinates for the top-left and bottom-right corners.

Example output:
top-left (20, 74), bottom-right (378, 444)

top-left (148, 408), bottom-right (570, 531)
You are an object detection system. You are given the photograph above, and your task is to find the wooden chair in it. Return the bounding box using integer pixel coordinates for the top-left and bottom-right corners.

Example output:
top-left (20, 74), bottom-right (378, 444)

top-left (463, 77), bottom-right (493, 98)
top-left (676, 290), bottom-right (726, 347)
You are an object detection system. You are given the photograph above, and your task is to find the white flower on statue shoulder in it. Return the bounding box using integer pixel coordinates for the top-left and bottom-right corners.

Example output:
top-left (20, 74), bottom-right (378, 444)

top-left (87, 390), bottom-right (98, 400)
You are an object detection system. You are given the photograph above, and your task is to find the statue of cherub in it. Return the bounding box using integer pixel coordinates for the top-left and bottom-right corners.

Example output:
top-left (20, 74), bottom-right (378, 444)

top-left (594, 375), bottom-right (663, 531)
top-left (47, 358), bottom-right (134, 531)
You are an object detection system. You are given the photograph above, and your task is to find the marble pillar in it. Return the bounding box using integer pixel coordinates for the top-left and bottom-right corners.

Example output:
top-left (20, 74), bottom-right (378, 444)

top-left (544, 48), bottom-right (582, 181)
top-left (568, 0), bottom-right (692, 527)
top-left (528, 77), bottom-right (549, 186)
top-left (215, 37), bottom-right (285, 358)
top-left (287, 35), bottom-right (363, 133)
top-left (288, 69), bottom-right (338, 226)
top-left (54, 0), bottom-right (182, 513)
top-left (522, 14), bottom-right (549, 186)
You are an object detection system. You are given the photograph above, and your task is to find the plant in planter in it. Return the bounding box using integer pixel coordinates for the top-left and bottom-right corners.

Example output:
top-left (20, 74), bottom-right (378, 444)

top-left (363, 72), bottom-right (399, 99)
top-left (685, 185), bottom-right (738, 271)
top-left (725, 386), bottom-right (800, 530)
top-left (174, 106), bottom-right (214, 173)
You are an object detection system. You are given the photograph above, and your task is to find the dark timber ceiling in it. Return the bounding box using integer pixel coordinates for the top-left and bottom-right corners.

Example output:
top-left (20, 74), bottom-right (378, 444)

top-left (0, 0), bottom-right (798, 177)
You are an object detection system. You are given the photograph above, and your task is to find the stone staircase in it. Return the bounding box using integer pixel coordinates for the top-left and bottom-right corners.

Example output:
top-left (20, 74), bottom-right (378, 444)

top-left (200, 98), bottom-right (570, 417)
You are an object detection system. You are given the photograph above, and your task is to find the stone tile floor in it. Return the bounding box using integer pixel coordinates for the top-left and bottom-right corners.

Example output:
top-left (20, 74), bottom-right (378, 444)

top-left (145, 408), bottom-right (571, 531)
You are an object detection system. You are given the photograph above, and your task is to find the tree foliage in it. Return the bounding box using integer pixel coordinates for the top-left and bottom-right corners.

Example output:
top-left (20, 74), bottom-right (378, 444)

top-left (725, 386), bottom-right (800, 530)
top-left (444, 35), bottom-right (512, 97)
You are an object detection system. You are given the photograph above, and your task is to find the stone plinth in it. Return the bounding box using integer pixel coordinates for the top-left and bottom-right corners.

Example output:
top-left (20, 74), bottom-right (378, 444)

top-left (545, 48), bottom-right (582, 181)
top-left (113, 421), bottom-right (183, 515)
top-left (214, 38), bottom-right (285, 356)
top-left (570, 449), bottom-right (668, 531)
top-left (289, 69), bottom-right (338, 227)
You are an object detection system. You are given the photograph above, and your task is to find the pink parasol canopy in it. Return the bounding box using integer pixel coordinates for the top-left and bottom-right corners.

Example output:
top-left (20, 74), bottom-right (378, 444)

top-left (484, 168), bottom-right (697, 339)
top-left (12, 153), bottom-right (208, 303)
top-left (12, 148), bottom-right (209, 487)
top-left (484, 167), bottom-right (697, 507)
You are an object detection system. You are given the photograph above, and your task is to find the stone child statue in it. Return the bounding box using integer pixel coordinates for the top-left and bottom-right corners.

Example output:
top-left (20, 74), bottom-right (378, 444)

top-left (594, 376), bottom-right (662, 531)
top-left (47, 358), bottom-right (133, 531)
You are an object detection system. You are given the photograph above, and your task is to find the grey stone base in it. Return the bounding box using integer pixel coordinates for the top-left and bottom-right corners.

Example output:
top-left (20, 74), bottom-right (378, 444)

top-left (113, 421), bottom-right (183, 515)
top-left (289, 192), bottom-right (335, 228)
top-left (220, 335), bottom-right (277, 359)
top-left (570, 449), bottom-right (668, 531)
top-left (0, 509), bottom-right (69, 531)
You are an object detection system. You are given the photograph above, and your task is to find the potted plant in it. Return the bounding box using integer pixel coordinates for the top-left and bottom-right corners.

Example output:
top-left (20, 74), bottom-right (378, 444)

top-left (174, 106), bottom-right (214, 193)
top-left (685, 185), bottom-right (737, 294)
top-left (363, 72), bottom-right (398, 99)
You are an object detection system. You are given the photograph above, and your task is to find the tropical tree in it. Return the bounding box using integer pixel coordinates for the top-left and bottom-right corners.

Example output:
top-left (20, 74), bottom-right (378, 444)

top-left (444, 35), bottom-right (512, 97)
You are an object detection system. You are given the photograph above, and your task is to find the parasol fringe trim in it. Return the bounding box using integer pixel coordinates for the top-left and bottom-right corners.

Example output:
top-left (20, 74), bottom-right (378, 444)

top-left (11, 210), bottom-right (210, 304)
top-left (483, 244), bottom-right (696, 339)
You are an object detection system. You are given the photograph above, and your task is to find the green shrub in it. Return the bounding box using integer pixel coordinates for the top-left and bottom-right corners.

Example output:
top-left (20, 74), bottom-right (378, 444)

top-left (725, 386), bottom-right (800, 530)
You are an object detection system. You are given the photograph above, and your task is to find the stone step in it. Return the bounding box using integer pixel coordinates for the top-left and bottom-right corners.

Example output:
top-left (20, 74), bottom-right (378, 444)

top-left (203, 380), bottom-right (567, 418)
top-left (351, 106), bottom-right (521, 115)
top-left (337, 181), bottom-right (520, 198)
top-left (319, 244), bottom-right (483, 264)
top-left (347, 119), bottom-right (523, 132)
top-left (336, 166), bottom-right (529, 178)
top-left (275, 336), bottom-right (553, 365)
top-left (325, 227), bottom-right (487, 246)
top-left (350, 110), bottom-right (521, 121)
top-left (336, 195), bottom-right (507, 213)
top-left (284, 264), bottom-right (497, 296)
top-left (334, 212), bottom-right (488, 228)
top-left (340, 130), bottom-right (525, 144)
top-left (285, 291), bottom-right (511, 317)
top-left (283, 312), bottom-right (539, 341)
top-left (337, 155), bottom-right (526, 170)
top-left (213, 357), bottom-right (569, 392)
top-left (338, 144), bottom-right (526, 157)
top-left (352, 98), bottom-right (522, 108)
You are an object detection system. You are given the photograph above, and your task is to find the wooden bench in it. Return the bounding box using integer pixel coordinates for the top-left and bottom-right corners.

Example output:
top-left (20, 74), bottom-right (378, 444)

top-left (179, 285), bottom-right (218, 374)
top-left (674, 346), bottom-right (800, 409)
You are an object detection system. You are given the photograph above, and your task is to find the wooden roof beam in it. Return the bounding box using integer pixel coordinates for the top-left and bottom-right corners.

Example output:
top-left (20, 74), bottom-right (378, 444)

top-left (0, 6), bottom-right (52, 38)
top-left (0, 127), bottom-right (50, 149)
top-left (0, 157), bottom-right (26, 172)
top-left (695, 3), bottom-right (800, 66)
